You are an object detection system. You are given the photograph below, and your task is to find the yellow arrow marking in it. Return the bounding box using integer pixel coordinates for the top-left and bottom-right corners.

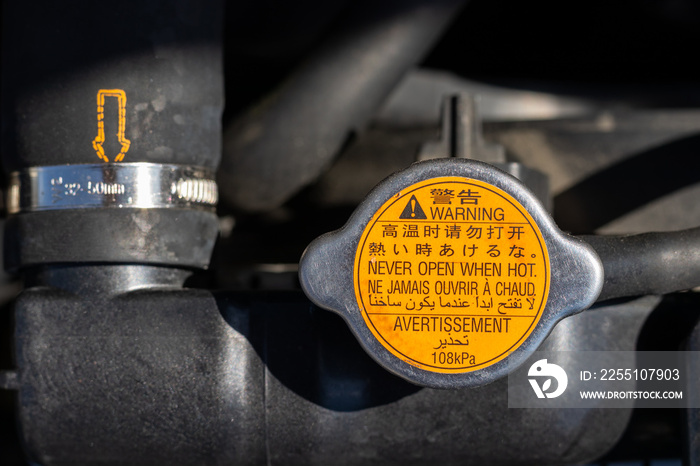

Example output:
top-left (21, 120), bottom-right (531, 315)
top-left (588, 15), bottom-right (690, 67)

top-left (92, 89), bottom-right (131, 162)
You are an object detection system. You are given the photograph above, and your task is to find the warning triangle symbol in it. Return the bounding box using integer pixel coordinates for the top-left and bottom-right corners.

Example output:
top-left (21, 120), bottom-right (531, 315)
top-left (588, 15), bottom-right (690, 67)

top-left (399, 195), bottom-right (427, 219)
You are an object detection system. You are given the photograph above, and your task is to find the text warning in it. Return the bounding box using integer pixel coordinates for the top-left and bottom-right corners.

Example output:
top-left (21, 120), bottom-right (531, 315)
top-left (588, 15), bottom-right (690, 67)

top-left (353, 177), bottom-right (550, 373)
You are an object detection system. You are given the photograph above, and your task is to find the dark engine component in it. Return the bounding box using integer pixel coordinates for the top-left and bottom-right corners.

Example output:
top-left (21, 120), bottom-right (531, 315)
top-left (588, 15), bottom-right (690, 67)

top-left (13, 282), bottom-right (652, 465)
top-left (2, 1), bottom-right (700, 465)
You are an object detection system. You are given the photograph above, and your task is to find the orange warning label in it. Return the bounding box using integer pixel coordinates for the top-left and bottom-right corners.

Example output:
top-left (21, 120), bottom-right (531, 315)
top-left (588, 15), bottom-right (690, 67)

top-left (353, 177), bottom-right (550, 372)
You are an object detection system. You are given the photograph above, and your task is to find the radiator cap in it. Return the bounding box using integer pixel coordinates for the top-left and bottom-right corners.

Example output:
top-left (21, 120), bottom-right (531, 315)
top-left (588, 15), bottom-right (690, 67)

top-left (300, 159), bottom-right (603, 389)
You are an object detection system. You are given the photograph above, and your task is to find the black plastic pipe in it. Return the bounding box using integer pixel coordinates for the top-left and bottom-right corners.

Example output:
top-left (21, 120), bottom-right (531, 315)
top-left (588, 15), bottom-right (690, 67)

top-left (10, 289), bottom-right (634, 465)
top-left (582, 227), bottom-right (700, 301)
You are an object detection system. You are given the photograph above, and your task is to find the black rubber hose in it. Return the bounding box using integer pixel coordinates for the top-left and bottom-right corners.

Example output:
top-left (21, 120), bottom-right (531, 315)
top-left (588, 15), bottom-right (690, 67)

top-left (582, 228), bottom-right (700, 301)
top-left (218, 0), bottom-right (466, 212)
top-left (2, 0), bottom-right (223, 172)
top-left (1, 0), bottom-right (223, 270)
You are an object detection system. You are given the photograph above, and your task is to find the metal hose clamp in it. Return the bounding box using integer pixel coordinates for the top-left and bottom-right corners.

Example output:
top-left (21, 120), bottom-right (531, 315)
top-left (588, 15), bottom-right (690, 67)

top-left (7, 163), bottom-right (218, 214)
